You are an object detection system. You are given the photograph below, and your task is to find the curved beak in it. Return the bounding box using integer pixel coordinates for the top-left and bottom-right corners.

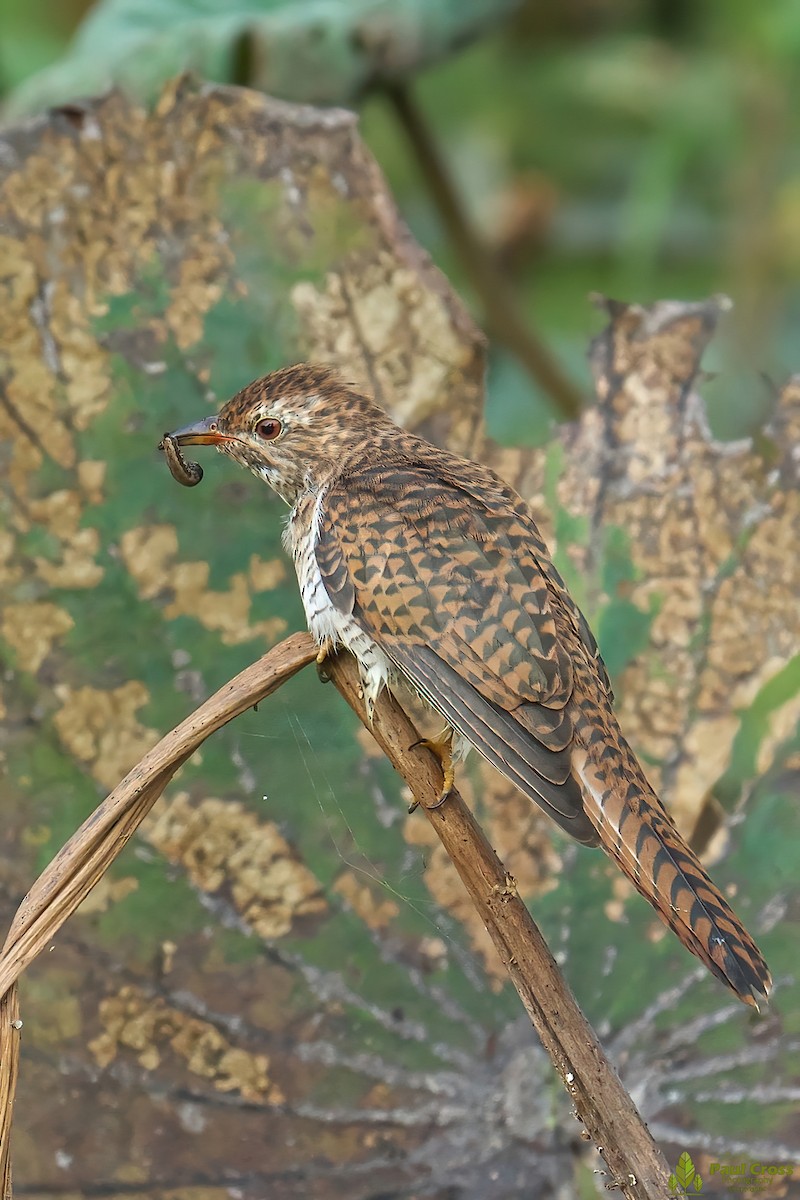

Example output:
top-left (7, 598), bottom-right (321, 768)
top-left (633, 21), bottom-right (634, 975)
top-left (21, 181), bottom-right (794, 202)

top-left (167, 415), bottom-right (227, 446)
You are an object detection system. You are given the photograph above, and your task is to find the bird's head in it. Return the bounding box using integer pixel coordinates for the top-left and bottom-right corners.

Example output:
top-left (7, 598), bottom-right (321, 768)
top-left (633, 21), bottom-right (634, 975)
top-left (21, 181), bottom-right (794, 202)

top-left (166, 364), bottom-right (394, 504)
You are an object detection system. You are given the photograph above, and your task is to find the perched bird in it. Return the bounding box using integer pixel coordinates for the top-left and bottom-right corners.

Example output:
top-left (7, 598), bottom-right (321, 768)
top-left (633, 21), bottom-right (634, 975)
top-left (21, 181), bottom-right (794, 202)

top-left (166, 364), bottom-right (771, 1008)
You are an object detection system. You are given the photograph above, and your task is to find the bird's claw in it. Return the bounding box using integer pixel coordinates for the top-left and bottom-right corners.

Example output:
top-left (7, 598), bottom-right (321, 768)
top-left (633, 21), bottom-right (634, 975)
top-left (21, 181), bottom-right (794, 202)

top-left (315, 639), bottom-right (334, 683)
top-left (407, 734), bottom-right (455, 812)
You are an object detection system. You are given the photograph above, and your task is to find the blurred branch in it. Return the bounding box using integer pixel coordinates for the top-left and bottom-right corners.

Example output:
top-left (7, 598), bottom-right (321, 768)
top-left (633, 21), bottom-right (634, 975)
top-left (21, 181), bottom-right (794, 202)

top-left (386, 81), bottom-right (583, 421)
top-left (0, 633), bottom-right (670, 1199)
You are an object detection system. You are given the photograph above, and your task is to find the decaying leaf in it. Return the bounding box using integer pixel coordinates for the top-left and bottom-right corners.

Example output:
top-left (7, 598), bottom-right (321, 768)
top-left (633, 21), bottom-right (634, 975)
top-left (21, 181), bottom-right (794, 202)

top-left (0, 81), bottom-right (796, 1198)
top-left (143, 791), bottom-right (327, 937)
top-left (89, 984), bottom-right (283, 1103)
top-left (492, 297), bottom-right (800, 833)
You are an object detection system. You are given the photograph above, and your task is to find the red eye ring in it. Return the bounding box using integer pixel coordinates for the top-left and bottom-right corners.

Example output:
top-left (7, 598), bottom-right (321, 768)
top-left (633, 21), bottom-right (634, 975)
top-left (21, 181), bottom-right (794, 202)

top-left (255, 418), bottom-right (282, 441)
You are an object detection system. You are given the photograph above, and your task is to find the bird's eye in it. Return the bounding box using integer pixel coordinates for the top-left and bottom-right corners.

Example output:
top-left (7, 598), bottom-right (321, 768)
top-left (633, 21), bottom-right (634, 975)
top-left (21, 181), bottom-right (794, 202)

top-left (255, 418), bottom-right (282, 441)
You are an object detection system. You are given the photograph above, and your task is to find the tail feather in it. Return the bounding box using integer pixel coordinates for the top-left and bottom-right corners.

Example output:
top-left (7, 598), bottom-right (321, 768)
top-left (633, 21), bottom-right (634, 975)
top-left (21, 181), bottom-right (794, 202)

top-left (573, 739), bottom-right (771, 1008)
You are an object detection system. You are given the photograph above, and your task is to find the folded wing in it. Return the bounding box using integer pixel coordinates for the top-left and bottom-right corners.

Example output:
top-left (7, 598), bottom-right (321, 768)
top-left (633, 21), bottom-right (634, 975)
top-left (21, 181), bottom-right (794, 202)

top-left (314, 459), bottom-right (604, 845)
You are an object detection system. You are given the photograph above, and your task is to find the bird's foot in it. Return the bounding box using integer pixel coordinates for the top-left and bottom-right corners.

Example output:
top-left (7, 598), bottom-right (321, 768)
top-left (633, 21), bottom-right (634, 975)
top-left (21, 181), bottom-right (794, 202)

top-left (407, 731), bottom-right (455, 813)
top-left (315, 639), bottom-right (334, 682)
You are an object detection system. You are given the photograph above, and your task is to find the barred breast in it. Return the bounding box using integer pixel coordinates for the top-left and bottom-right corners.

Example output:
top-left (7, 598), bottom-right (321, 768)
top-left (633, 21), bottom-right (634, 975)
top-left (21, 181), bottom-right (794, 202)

top-left (285, 489), bottom-right (393, 718)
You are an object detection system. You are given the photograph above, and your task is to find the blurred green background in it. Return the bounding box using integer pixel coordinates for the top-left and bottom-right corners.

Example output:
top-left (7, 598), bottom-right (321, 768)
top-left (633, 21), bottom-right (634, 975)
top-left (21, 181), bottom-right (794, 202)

top-left (4, 0), bottom-right (800, 443)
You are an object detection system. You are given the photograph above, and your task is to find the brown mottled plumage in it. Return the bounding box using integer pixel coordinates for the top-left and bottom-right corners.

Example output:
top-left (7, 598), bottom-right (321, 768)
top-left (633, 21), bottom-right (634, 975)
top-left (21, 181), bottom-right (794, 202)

top-left (166, 364), bottom-right (771, 1008)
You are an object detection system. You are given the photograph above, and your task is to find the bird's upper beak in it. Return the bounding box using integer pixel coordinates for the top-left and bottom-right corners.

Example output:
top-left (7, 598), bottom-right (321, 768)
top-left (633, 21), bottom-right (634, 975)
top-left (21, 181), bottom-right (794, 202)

top-left (167, 415), bottom-right (228, 446)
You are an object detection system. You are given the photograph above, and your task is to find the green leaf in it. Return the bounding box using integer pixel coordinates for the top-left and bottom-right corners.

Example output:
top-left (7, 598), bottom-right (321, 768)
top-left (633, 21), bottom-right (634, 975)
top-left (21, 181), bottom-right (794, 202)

top-left (9, 0), bottom-right (521, 114)
top-left (676, 1152), bottom-right (696, 1188)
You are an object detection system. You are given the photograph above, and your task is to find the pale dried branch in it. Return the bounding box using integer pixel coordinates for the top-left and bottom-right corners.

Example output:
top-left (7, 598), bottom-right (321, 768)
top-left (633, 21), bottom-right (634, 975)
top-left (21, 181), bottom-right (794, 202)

top-left (0, 987), bottom-right (19, 1200)
top-left (0, 632), bottom-right (318, 1195)
top-left (0, 633), bottom-right (670, 1200)
top-left (327, 652), bottom-right (671, 1200)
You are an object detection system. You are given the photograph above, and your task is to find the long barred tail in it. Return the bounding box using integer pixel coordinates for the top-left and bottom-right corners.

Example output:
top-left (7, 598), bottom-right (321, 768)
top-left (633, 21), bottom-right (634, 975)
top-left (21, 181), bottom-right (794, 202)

top-left (572, 728), bottom-right (772, 1009)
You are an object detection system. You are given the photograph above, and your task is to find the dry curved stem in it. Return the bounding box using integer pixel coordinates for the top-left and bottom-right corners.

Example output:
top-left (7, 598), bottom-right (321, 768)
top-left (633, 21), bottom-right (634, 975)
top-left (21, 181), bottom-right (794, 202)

top-left (0, 633), bottom-right (670, 1200)
top-left (327, 653), bottom-right (671, 1199)
top-left (0, 632), bottom-right (318, 1196)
